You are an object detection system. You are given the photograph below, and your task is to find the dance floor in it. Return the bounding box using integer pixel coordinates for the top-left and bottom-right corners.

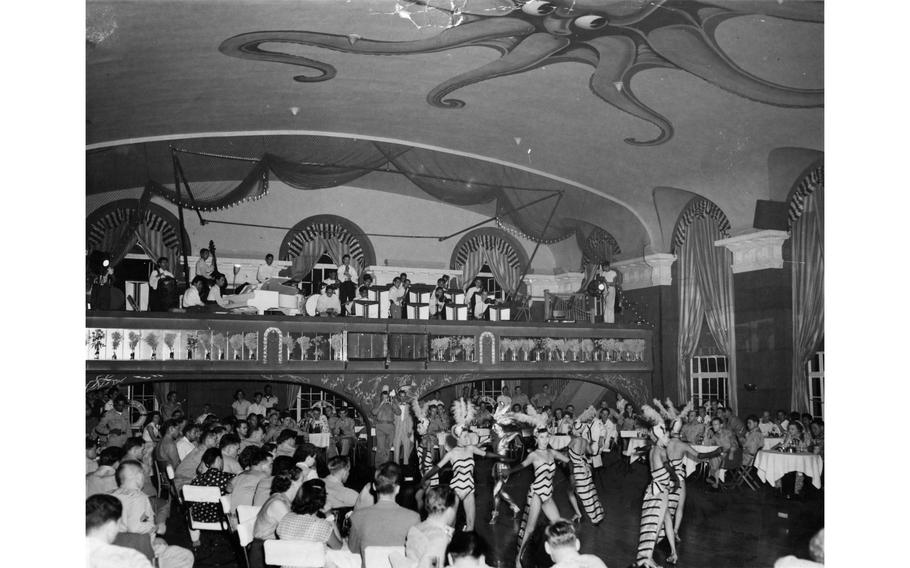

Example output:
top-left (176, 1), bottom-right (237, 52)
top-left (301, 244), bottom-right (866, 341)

top-left (169, 451), bottom-right (823, 568)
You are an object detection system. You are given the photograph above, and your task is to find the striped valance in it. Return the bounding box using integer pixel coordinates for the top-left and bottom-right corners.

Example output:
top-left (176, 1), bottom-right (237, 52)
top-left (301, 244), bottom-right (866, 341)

top-left (283, 222), bottom-right (365, 265)
top-left (453, 231), bottom-right (522, 270)
top-left (787, 166), bottom-right (824, 227)
top-left (671, 199), bottom-right (731, 252)
top-left (580, 227), bottom-right (622, 268)
top-left (87, 207), bottom-right (183, 253)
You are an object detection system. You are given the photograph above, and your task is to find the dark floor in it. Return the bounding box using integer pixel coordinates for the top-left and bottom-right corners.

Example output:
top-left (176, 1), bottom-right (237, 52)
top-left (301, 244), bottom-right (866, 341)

top-left (166, 451), bottom-right (824, 568)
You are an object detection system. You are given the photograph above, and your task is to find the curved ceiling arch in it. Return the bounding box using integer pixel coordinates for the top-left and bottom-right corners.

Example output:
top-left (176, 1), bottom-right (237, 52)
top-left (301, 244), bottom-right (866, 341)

top-left (86, 129), bottom-right (656, 249)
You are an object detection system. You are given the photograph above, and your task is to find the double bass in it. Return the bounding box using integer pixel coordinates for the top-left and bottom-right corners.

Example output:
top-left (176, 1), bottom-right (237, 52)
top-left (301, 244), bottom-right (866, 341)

top-left (208, 240), bottom-right (223, 280)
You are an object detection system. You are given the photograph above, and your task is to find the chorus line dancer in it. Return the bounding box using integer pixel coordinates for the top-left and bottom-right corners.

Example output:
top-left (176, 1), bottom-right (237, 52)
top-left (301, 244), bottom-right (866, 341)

top-left (565, 406), bottom-right (604, 525)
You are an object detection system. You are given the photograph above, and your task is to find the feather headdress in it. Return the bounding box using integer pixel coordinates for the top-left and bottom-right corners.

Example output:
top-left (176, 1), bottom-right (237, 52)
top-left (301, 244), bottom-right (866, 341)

top-left (652, 398), bottom-right (672, 420)
top-left (451, 398), bottom-right (476, 430)
top-left (525, 405), bottom-right (550, 431)
top-left (412, 397), bottom-right (429, 435)
top-left (574, 405), bottom-right (598, 425)
top-left (639, 403), bottom-right (669, 444)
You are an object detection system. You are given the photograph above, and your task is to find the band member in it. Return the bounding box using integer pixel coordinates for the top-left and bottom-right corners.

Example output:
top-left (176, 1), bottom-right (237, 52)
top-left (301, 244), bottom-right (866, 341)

top-left (195, 248), bottom-right (214, 280)
top-left (388, 277), bottom-right (405, 319)
top-left (336, 254), bottom-right (358, 314)
top-left (148, 257), bottom-right (176, 312)
top-left (597, 262), bottom-right (622, 323)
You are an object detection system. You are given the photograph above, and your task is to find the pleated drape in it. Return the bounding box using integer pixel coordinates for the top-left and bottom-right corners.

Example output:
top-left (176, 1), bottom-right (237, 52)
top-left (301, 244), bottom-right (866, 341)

top-left (285, 384), bottom-right (301, 414)
top-left (677, 216), bottom-right (737, 411)
top-left (323, 239), bottom-right (360, 274)
top-left (135, 222), bottom-right (176, 277)
top-left (461, 248), bottom-right (487, 290)
top-left (289, 237), bottom-right (326, 281)
top-left (484, 249), bottom-right (520, 295)
top-left (790, 188), bottom-right (824, 412)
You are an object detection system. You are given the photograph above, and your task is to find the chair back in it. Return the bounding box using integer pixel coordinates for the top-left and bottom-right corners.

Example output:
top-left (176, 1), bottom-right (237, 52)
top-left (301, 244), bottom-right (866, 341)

top-left (237, 518), bottom-right (255, 548)
top-left (264, 540), bottom-right (327, 567)
top-left (182, 485), bottom-right (223, 503)
top-left (364, 546), bottom-right (406, 568)
top-left (237, 504), bottom-right (262, 524)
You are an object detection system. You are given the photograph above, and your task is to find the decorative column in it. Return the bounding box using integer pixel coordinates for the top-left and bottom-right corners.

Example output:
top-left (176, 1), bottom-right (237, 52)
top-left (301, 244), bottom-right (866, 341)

top-left (714, 230), bottom-right (789, 273)
top-left (613, 253), bottom-right (677, 290)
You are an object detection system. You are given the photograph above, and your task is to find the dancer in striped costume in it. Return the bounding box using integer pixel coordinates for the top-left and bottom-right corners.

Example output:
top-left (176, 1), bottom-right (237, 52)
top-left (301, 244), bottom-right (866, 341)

top-left (421, 429), bottom-right (506, 531)
top-left (564, 406), bottom-right (605, 525)
top-left (505, 420), bottom-right (569, 568)
top-left (634, 404), bottom-right (681, 568)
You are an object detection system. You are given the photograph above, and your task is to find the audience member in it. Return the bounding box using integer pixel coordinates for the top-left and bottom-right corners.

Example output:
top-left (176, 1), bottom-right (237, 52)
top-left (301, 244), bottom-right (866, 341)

top-left (405, 486), bottom-right (457, 568)
top-left (87, 437), bottom-right (99, 474)
top-left (233, 389), bottom-right (252, 421)
top-left (220, 434), bottom-right (243, 475)
top-left (276, 479), bottom-right (343, 549)
top-left (155, 419), bottom-right (181, 471)
top-left (160, 392), bottom-right (183, 423)
top-left (86, 494), bottom-right (153, 568)
top-left (95, 396), bottom-right (131, 448)
top-left (445, 531), bottom-right (494, 568)
top-left (248, 392), bottom-right (267, 418)
top-left (262, 384), bottom-right (279, 410)
top-left (174, 428), bottom-right (219, 491)
top-left (680, 409), bottom-right (705, 444)
top-left (253, 455), bottom-right (301, 506)
top-left (334, 407), bottom-right (357, 456)
top-left (511, 386), bottom-right (529, 409)
top-left (532, 384), bottom-right (554, 411)
top-left (176, 422), bottom-right (200, 461)
top-left (742, 415), bottom-right (764, 466)
top-left (703, 416), bottom-right (740, 489)
top-left (188, 448), bottom-right (234, 524)
top-left (274, 428), bottom-right (299, 458)
top-left (348, 462), bottom-right (420, 557)
top-left (323, 456), bottom-right (359, 510)
top-left (758, 411), bottom-right (782, 436)
top-left (544, 519), bottom-right (607, 568)
top-left (87, 446), bottom-right (125, 496)
top-left (293, 443), bottom-right (320, 482)
top-left (230, 447), bottom-right (274, 511)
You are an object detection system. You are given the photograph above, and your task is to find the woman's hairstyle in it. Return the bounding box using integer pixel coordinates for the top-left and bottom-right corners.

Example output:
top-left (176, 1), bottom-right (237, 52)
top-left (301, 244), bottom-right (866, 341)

top-left (146, 410), bottom-right (161, 422)
top-left (234, 389), bottom-right (245, 399)
top-left (219, 433), bottom-right (241, 450)
top-left (446, 531), bottom-right (489, 561)
top-left (291, 479), bottom-right (328, 515)
top-left (272, 456), bottom-right (301, 478)
top-left (424, 486), bottom-right (456, 516)
top-left (293, 443), bottom-right (318, 463)
top-left (200, 448), bottom-right (222, 468)
top-left (791, 421), bottom-right (805, 434)
top-left (270, 472), bottom-right (294, 495)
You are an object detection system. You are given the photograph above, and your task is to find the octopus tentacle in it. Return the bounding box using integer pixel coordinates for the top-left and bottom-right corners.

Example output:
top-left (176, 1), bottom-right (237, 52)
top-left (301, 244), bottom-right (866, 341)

top-left (218, 18), bottom-right (536, 82)
top-left (696, 0), bottom-right (824, 24)
top-left (585, 36), bottom-right (675, 146)
top-left (646, 25), bottom-right (822, 107)
top-left (427, 32), bottom-right (571, 108)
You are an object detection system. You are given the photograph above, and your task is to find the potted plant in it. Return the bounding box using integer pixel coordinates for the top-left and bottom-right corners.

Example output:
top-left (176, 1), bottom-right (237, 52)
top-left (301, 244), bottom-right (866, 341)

top-left (128, 331), bottom-right (141, 360)
top-left (212, 332), bottom-right (226, 360)
top-left (164, 332), bottom-right (177, 359)
top-left (282, 334), bottom-right (297, 361)
top-left (581, 339), bottom-right (594, 362)
top-left (565, 339), bottom-right (581, 362)
top-left (459, 337), bottom-right (475, 362)
top-left (244, 332), bottom-right (258, 360)
top-left (311, 336), bottom-right (325, 361)
top-left (144, 332), bottom-right (160, 360)
top-left (522, 338), bottom-right (536, 361)
top-left (296, 336), bottom-right (312, 360)
top-left (185, 333), bottom-right (198, 360)
top-left (110, 331), bottom-right (122, 360)
top-left (499, 338), bottom-right (514, 361)
top-left (229, 334), bottom-right (244, 360)
top-left (197, 331), bottom-right (212, 360)
top-left (90, 329), bottom-right (105, 359)
top-left (431, 337), bottom-right (449, 361)
top-left (542, 337), bottom-right (558, 361)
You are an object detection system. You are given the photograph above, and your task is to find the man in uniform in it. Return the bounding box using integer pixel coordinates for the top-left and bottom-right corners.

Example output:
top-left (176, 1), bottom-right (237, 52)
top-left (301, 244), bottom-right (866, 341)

top-left (371, 386), bottom-right (401, 465)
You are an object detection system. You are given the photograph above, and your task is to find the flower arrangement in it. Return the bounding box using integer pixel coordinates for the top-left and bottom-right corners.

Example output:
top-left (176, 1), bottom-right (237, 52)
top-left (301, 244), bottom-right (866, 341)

top-left (542, 337), bottom-right (559, 360)
top-left (244, 332), bottom-right (258, 360)
top-left (229, 334), bottom-right (244, 360)
top-left (197, 331), bottom-right (212, 360)
top-left (626, 339), bottom-right (646, 360)
top-left (128, 331), bottom-right (141, 359)
top-left (564, 339), bottom-right (581, 361)
top-left (552, 339), bottom-right (567, 361)
top-left (144, 332), bottom-right (160, 359)
top-left (110, 331), bottom-right (122, 360)
top-left (431, 337), bottom-right (450, 361)
top-left (521, 338), bottom-right (537, 361)
top-left (164, 332), bottom-right (177, 359)
top-left (282, 334), bottom-right (297, 360)
top-left (459, 337), bottom-right (475, 362)
top-left (185, 333), bottom-right (198, 360)
top-left (90, 329), bottom-right (106, 359)
top-left (329, 333), bottom-right (344, 360)
top-left (311, 336), bottom-right (325, 360)
top-left (296, 336), bottom-right (312, 360)
top-left (212, 332), bottom-right (226, 360)
top-left (499, 338), bottom-right (514, 360)
top-left (581, 339), bottom-right (595, 361)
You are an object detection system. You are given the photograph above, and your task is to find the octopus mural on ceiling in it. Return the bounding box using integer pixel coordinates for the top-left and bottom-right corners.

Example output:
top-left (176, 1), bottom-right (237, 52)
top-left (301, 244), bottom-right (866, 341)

top-left (219, 0), bottom-right (822, 146)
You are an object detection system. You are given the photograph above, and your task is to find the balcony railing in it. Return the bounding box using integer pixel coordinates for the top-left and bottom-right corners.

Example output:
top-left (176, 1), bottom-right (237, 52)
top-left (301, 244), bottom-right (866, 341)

top-left (85, 311), bottom-right (652, 373)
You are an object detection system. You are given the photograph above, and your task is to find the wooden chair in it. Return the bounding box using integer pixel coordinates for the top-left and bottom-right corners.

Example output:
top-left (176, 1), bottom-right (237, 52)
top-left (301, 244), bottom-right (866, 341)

top-left (364, 546), bottom-right (406, 568)
top-left (165, 465), bottom-right (181, 507)
top-left (153, 459), bottom-right (170, 499)
top-left (236, 504), bottom-right (262, 525)
top-left (263, 540), bottom-right (326, 568)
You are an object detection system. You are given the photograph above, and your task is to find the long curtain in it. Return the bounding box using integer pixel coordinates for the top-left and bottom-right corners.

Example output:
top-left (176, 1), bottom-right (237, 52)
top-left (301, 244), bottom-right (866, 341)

top-left (677, 238), bottom-right (706, 401)
top-left (323, 239), bottom-right (360, 274)
top-left (100, 222), bottom-right (138, 268)
top-left (289, 237), bottom-right (326, 281)
top-left (135, 222), bottom-right (176, 276)
top-left (791, 188), bottom-right (824, 412)
top-left (285, 384), bottom-right (300, 413)
top-left (484, 249), bottom-right (521, 295)
top-left (461, 248), bottom-right (487, 290)
top-left (689, 218), bottom-right (738, 412)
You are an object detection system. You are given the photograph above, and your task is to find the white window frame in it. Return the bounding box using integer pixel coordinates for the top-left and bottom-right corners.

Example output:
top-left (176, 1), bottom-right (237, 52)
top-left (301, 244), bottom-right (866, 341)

top-left (473, 379), bottom-right (505, 401)
top-left (475, 265), bottom-right (505, 301)
top-left (689, 355), bottom-right (729, 407)
top-left (807, 351), bottom-right (824, 420)
top-left (295, 387), bottom-right (349, 422)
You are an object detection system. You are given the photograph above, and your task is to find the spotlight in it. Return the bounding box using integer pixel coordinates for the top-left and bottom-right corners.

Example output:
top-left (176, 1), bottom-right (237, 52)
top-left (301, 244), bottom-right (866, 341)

top-left (102, 259), bottom-right (110, 268)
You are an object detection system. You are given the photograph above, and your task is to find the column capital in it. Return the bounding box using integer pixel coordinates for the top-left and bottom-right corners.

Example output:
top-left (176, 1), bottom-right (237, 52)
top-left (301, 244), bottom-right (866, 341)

top-left (614, 253), bottom-right (677, 289)
top-left (714, 230), bottom-right (790, 273)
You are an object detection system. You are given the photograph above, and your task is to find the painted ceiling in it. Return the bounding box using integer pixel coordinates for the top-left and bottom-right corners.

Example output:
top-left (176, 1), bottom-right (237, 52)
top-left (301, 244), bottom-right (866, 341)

top-left (86, 0), bottom-right (824, 257)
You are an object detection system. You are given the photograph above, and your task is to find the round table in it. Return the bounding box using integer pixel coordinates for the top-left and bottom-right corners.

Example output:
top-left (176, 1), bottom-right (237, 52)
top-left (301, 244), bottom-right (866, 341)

top-left (763, 437), bottom-right (784, 451)
top-left (624, 437), bottom-right (649, 462)
top-left (754, 450), bottom-right (823, 489)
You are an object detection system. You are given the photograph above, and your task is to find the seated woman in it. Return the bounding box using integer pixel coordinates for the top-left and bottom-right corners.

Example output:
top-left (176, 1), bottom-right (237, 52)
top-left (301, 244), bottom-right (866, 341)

top-left (276, 479), bottom-right (343, 549)
top-left (772, 421), bottom-right (810, 498)
top-left (188, 448), bottom-right (235, 523)
top-left (250, 469), bottom-right (302, 568)
top-left (405, 486), bottom-right (457, 568)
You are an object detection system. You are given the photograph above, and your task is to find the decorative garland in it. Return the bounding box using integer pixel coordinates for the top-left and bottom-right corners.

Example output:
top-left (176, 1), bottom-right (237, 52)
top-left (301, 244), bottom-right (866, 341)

top-left (495, 216), bottom-right (575, 245)
top-left (480, 331), bottom-right (496, 365)
top-left (263, 327), bottom-right (282, 364)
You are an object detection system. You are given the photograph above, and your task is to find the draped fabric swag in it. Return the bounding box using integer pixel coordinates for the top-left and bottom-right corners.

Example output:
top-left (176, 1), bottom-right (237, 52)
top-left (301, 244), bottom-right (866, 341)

top-left (677, 216), bottom-right (738, 412)
top-left (484, 249), bottom-right (520, 296)
top-left (460, 248), bottom-right (487, 291)
top-left (105, 138), bottom-right (578, 244)
top-left (323, 239), bottom-right (354, 272)
top-left (790, 183), bottom-right (824, 413)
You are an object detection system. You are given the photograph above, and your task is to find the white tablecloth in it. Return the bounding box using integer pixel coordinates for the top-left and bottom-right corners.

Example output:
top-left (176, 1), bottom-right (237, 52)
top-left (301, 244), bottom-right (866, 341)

top-left (306, 433), bottom-right (331, 448)
top-left (686, 445), bottom-right (725, 482)
top-left (763, 437), bottom-right (784, 450)
top-left (754, 450), bottom-right (823, 489)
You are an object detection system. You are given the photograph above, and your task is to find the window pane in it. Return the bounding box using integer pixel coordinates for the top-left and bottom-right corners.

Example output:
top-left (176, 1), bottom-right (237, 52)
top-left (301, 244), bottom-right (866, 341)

top-left (702, 378), bottom-right (710, 393)
top-left (718, 358), bottom-right (727, 372)
top-left (700, 358), bottom-right (709, 373)
top-left (708, 358), bottom-right (717, 372)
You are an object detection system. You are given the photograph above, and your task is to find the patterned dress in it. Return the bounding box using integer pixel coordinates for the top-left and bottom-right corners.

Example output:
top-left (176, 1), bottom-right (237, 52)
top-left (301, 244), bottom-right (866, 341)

top-left (450, 454), bottom-right (475, 500)
top-left (636, 464), bottom-right (673, 564)
top-left (568, 448), bottom-right (605, 524)
top-left (658, 457), bottom-right (686, 543)
top-left (189, 469), bottom-right (234, 523)
top-left (518, 459), bottom-right (556, 541)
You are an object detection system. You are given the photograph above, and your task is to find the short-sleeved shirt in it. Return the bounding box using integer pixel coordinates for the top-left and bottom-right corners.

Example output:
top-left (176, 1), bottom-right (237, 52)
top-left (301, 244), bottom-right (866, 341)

top-left (233, 400), bottom-right (252, 420)
top-left (276, 512), bottom-right (334, 544)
